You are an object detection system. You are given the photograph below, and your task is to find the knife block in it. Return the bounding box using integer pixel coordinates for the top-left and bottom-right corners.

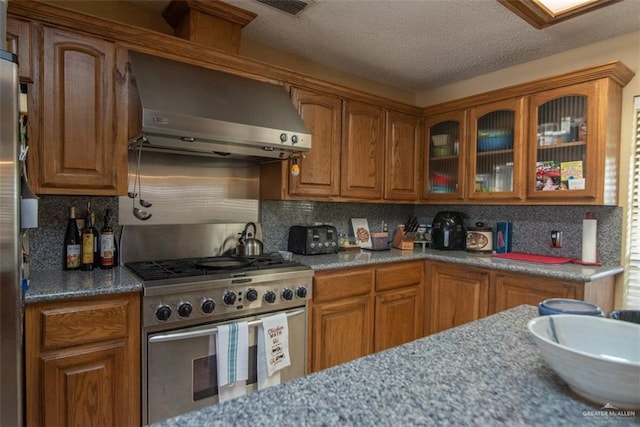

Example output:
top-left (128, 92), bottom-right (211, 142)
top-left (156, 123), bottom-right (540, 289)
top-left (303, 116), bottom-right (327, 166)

top-left (392, 226), bottom-right (414, 250)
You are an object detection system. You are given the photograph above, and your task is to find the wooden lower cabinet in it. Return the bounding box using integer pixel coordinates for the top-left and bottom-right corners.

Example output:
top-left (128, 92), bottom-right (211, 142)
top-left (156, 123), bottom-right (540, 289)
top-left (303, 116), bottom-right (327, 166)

top-left (494, 272), bottom-right (614, 314)
top-left (309, 261), bottom-right (425, 372)
top-left (374, 261), bottom-right (425, 351)
top-left (310, 295), bottom-right (373, 372)
top-left (26, 292), bottom-right (140, 427)
top-left (427, 262), bottom-right (490, 334)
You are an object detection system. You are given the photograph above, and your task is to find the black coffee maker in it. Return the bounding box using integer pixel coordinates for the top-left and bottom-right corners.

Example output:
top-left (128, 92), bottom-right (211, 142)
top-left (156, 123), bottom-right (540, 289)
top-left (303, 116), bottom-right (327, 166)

top-left (431, 211), bottom-right (466, 250)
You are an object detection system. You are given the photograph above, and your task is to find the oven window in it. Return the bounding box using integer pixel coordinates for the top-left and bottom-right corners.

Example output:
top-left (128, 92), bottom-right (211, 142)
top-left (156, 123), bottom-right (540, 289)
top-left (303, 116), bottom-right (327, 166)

top-left (192, 345), bottom-right (258, 401)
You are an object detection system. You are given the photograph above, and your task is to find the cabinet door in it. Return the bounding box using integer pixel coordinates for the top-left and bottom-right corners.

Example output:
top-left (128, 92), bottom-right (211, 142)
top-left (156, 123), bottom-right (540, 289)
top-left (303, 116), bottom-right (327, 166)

top-left (289, 87), bottom-right (342, 197)
top-left (468, 98), bottom-right (525, 202)
top-left (374, 286), bottom-right (424, 352)
top-left (495, 273), bottom-right (578, 312)
top-left (37, 27), bottom-right (127, 195)
top-left (428, 263), bottom-right (489, 334)
top-left (341, 100), bottom-right (385, 199)
top-left (6, 17), bottom-right (33, 82)
top-left (384, 111), bottom-right (421, 201)
top-left (310, 296), bottom-right (373, 372)
top-left (26, 293), bottom-right (140, 427)
top-left (41, 342), bottom-right (128, 427)
top-left (423, 111), bottom-right (466, 201)
top-left (527, 82), bottom-right (599, 202)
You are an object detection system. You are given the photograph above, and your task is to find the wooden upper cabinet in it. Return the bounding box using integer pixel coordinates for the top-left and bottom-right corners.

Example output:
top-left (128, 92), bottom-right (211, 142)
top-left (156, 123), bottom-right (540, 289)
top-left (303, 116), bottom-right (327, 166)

top-left (467, 97), bottom-right (525, 202)
top-left (289, 87), bottom-right (342, 197)
top-left (6, 17), bottom-right (33, 82)
top-left (384, 111), bottom-right (422, 201)
top-left (36, 26), bottom-right (127, 195)
top-left (341, 100), bottom-right (385, 199)
top-left (526, 81), bottom-right (608, 203)
top-left (423, 110), bottom-right (467, 201)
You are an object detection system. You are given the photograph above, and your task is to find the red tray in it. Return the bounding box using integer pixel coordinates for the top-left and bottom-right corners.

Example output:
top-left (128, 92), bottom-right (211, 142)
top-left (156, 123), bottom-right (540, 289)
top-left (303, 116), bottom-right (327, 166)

top-left (491, 252), bottom-right (573, 264)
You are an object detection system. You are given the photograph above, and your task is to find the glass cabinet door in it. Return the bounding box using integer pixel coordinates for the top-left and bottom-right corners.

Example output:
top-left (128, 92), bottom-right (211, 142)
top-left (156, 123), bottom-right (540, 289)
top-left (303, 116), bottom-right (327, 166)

top-left (423, 111), bottom-right (465, 201)
top-left (527, 82), bottom-right (598, 200)
top-left (468, 98), bottom-right (524, 201)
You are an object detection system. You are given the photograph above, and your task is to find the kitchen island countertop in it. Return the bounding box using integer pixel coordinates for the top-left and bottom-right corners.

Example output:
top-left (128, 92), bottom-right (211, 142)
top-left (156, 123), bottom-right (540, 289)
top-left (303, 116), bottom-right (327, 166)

top-left (295, 248), bottom-right (623, 282)
top-left (152, 305), bottom-right (637, 426)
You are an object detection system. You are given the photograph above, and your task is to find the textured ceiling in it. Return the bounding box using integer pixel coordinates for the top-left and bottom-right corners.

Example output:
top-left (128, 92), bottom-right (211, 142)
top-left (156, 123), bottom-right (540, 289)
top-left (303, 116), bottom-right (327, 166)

top-left (131, 0), bottom-right (640, 93)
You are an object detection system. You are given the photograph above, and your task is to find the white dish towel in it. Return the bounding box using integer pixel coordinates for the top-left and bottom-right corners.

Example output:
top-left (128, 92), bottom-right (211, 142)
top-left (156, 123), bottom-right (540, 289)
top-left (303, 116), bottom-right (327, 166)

top-left (216, 321), bottom-right (248, 402)
top-left (257, 312), bottom-right (291, 390)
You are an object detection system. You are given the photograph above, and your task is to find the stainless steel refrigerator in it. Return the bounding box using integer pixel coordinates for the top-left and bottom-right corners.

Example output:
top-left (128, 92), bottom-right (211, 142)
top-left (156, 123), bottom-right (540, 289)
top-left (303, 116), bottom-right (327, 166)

top-left (0, 0), bottom-right (24, 423)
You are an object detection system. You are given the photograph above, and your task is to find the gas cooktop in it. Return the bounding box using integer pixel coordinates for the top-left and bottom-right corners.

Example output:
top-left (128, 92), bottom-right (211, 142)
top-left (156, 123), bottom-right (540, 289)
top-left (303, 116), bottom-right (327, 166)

top-left (126, 253), bottom-right (304, 283)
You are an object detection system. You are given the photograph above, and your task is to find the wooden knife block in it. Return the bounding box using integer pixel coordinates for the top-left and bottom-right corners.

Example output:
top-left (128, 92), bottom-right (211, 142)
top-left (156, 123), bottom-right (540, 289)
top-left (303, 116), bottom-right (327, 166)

top-left (392, 226), bottom-right (414, 250)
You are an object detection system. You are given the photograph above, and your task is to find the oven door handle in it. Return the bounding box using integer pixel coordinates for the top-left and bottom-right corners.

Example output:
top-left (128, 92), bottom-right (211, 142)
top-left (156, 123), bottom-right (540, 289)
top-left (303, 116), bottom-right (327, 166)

top-left (148, 309), bottom-right (306, 343)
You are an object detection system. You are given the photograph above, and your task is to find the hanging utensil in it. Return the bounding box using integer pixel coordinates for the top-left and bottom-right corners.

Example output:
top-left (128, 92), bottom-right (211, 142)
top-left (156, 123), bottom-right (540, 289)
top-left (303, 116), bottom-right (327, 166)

top-left (127, 146), bottom-right (137, 199)
top-left (131, 142), bottom-right (151, 221)
top-left (135, 143), bottom-right (152, 208)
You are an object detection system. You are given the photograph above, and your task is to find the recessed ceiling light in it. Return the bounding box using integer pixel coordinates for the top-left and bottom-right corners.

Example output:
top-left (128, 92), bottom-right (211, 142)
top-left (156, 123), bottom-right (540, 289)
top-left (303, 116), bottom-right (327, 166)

top-left (498, 0), bottom-right (621, 28)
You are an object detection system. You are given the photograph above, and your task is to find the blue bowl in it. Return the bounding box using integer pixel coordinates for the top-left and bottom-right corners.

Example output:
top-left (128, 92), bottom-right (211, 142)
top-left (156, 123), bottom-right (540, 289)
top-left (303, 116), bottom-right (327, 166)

top-left (477, 131), bottom-right (513, 152)
top-left (609, 310), bottom-right (640, 324)
top-left (538, 298), bottom-right (603, 316)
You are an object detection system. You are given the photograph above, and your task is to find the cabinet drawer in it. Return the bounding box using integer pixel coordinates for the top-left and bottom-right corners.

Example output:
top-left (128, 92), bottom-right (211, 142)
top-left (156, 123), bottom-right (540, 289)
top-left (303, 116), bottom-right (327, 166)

top-left (38, 298), bottom-right (130, 350)
top-left (376, 261), bottom-right (423, 291)
top-left (314, 267), bottom-right (374, 303)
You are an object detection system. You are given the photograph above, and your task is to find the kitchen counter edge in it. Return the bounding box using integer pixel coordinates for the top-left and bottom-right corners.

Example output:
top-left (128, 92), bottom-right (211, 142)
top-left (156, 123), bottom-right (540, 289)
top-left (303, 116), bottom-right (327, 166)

top-left (24, 266), bottom-right (143, 304)
top-left (296, 248), bottom-right (623, 282)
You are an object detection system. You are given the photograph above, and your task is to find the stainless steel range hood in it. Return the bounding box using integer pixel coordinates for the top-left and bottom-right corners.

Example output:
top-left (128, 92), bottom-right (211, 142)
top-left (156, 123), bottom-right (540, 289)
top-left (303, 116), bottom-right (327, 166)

top-left (128, 52), bottom-right (311, 160)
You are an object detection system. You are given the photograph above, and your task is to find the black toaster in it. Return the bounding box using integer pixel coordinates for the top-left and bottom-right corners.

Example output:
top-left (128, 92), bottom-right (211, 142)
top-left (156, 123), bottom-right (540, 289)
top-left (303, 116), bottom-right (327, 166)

top-left (288, 225), bottom-right (339, 255)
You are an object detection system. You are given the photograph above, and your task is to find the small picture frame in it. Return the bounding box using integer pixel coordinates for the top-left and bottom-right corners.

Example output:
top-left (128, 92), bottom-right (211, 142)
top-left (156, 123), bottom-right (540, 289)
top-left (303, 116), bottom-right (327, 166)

top-left (351, 218), bottom-right (371, 249)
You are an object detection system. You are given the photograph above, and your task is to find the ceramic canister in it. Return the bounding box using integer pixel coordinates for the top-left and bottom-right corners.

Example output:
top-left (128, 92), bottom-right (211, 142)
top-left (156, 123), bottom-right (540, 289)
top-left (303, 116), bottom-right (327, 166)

top-left (465, 222), bottom-right (493, 253)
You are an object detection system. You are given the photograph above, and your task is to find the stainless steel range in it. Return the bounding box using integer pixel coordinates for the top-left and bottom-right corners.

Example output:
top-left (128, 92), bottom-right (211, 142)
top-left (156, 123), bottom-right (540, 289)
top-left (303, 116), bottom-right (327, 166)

top-left (122, 225), bottom-right (313, 425)
top-left (129, 254), bottom-right (313, 332)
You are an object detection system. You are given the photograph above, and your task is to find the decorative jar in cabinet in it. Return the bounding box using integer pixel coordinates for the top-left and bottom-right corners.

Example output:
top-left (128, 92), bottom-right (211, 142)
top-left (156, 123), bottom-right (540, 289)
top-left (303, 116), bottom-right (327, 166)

top-left (467, 97), bottom-right (525, 202)
top-left (423, 111), bottom-right (466, 201)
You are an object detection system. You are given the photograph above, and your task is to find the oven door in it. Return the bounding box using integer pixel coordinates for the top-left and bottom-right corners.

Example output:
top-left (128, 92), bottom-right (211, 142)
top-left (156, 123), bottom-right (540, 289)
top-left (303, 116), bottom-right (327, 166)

top-left (145, 308), bottom-right (307, 425)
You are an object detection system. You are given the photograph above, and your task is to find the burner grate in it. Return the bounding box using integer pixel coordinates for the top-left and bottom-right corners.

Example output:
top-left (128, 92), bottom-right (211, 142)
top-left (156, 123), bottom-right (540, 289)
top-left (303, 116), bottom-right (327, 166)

top-left (126, 253), bottom-right (300, 282)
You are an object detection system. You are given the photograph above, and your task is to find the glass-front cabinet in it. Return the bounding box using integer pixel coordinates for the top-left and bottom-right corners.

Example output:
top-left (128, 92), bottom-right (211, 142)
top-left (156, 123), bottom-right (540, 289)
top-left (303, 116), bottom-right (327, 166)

top-left (527, 82), bottom-right (598, 201)
top-left (468, 98), bottom-right (525, 201)
top-left (423, 111), bottom-right (466, 201)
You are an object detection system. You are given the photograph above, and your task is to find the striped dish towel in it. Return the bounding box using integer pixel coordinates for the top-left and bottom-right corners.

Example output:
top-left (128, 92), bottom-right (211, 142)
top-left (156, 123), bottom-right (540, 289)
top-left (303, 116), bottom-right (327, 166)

top-left (216, 321), bottom-right (248, 401)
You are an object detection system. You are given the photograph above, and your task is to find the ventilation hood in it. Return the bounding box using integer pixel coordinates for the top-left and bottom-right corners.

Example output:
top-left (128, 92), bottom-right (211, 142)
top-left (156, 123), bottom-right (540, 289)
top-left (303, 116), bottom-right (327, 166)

top-left (128, 51), bottom-right (311, 160)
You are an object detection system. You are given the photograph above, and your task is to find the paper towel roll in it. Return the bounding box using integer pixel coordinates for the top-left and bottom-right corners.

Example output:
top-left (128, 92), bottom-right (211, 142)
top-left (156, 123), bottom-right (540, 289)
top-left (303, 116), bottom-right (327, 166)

top-left (581, 216), bottom-right (597, 263)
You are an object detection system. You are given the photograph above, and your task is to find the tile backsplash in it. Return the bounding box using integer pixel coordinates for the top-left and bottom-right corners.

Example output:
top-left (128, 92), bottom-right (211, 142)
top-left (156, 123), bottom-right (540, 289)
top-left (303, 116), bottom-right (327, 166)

top-left (29, 196), bottom-right (622, 270)
top-left (261, 201), bottom-right (622, 265)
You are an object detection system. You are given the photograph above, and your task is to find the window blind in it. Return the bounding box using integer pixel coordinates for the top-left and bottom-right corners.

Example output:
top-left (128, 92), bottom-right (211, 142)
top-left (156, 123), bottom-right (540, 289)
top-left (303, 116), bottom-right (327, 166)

top-left (626, 96), bottom-right (640, 308)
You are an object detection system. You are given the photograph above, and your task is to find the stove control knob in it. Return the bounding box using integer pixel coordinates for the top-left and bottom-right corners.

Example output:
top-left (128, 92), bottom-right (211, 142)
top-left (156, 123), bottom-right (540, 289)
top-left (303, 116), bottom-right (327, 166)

top-left (245, 288), bottom-right (258, 302)
top-left (223, 291), bottom-right (237, 306)
top-left (156, 305), bottom-right (172, 321)
top-left (264, 290), bottom-right (277, 304)
top-left (282, 288), bottom-right (294, 301)
top-left (178, 302), bottom-right (193, 318)
top-left (296, 286), bottom-right (308, 299)
top-left (201, 299), bottom-right (216, 314)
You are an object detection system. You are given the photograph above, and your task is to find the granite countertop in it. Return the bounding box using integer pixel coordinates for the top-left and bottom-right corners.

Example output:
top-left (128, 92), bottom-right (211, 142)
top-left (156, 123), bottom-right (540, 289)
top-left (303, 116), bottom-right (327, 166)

top-left (153, 305), bottom-right (636, 427)
top-left (24, 266), bottom-right (143, 304)
top-left (296, 248), bottom-right (623, 282)
top-left (24, 248), bottom-right (622, 303)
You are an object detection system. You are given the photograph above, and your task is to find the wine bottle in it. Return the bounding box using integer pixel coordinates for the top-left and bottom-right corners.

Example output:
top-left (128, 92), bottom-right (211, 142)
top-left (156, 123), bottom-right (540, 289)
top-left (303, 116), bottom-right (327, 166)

top-left (81, 209), bottom-right (94, 271)
top-left (90, 211), bottom-right (100, 267)
top-left (63, 206), bottom-right (81, 270)
top-left (100, 209), bottom-right (115, 269)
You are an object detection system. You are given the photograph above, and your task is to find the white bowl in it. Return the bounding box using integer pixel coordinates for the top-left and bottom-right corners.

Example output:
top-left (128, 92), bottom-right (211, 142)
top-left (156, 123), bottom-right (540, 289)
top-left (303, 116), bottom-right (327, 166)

top-left (528, 314), bottom-right (640, 409)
